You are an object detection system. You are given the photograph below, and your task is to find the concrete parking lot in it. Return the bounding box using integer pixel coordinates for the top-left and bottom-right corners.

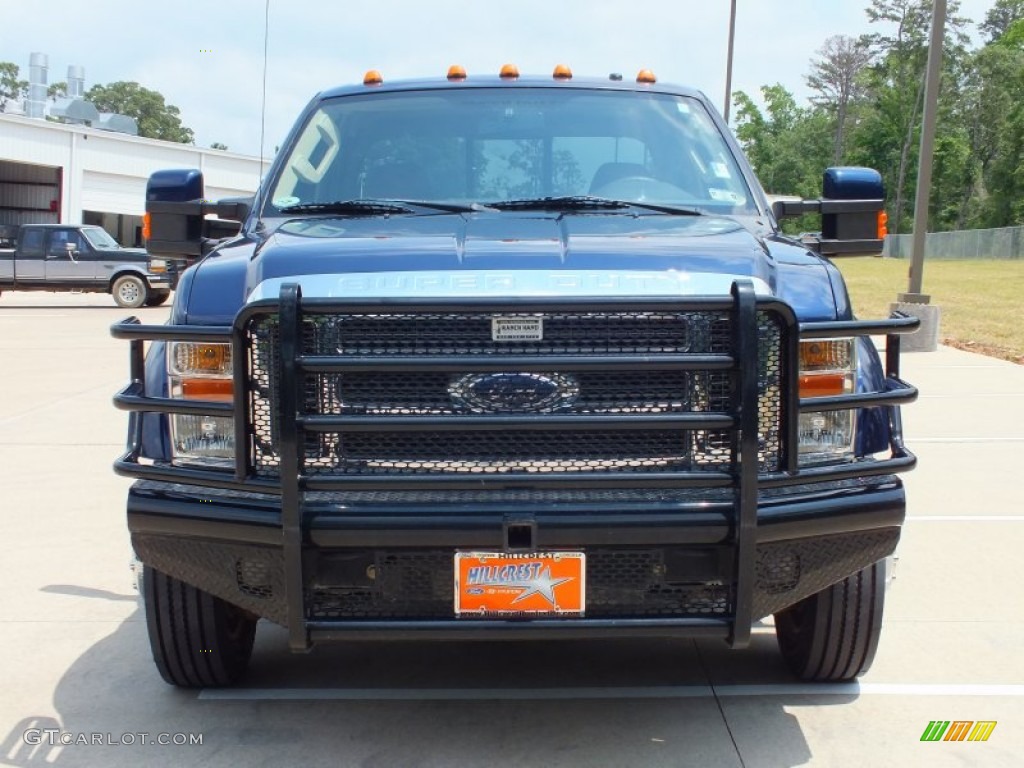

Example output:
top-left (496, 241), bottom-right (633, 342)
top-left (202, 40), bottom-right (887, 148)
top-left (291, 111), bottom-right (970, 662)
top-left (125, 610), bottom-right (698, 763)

top-left (1, 292), bottom-right (1022, 767)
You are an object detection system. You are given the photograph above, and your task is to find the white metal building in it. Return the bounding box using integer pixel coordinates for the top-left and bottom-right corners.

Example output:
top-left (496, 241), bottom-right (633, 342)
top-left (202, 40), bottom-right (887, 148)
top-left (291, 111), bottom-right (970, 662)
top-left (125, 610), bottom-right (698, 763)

top-left (0, 113), bottom-right (263, 246)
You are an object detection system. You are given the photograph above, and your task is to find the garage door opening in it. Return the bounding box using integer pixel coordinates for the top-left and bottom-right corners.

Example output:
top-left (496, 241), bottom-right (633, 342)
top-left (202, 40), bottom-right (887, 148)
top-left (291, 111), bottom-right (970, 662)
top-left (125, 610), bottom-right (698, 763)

top-left (82, 210), bottom-right (144, 247)
top-left (0, 160), bottom-right (61, 228)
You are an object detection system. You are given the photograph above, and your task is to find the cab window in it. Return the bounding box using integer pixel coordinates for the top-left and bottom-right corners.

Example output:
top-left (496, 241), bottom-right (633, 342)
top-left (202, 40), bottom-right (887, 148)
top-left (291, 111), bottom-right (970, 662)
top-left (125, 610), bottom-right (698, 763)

top-left (19, 228), bottom-right (44, 258)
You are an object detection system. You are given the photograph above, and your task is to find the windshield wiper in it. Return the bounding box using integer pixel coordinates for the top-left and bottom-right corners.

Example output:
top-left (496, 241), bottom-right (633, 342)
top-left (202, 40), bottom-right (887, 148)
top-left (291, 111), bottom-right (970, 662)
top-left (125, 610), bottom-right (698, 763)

top-left (376, 199), bottom-right (495, 213)
top-left (277, 199), bottom-right (415, 215)
top-left (487, 195), bottom-right (703, 216)
top-left (488, 195), bottom-right (627, 211)
top-left (278, 198), bottom-right (490, 216)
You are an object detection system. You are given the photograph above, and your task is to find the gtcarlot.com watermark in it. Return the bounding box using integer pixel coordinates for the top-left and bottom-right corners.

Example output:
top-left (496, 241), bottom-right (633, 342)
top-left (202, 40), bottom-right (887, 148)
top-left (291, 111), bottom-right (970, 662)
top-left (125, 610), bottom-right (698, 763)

top-left (23, 729), bottom-right (203, 747)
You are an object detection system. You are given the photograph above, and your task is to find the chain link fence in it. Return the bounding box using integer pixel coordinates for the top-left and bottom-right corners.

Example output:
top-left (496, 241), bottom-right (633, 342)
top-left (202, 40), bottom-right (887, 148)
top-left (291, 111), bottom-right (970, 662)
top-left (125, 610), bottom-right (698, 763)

top-left (883, 226), bottom-right (1024, 260)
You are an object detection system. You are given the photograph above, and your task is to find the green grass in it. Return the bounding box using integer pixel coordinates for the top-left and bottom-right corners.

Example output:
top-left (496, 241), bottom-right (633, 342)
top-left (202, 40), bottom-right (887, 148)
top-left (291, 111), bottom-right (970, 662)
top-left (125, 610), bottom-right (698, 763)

top-left (835, 258), bottom-right (1024, 363)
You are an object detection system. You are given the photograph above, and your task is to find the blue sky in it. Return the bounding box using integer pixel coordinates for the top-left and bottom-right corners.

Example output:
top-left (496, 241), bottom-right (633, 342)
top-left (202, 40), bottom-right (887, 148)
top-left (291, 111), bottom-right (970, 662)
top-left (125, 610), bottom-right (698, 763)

top-left (4, 0), bottom-right (996, 157)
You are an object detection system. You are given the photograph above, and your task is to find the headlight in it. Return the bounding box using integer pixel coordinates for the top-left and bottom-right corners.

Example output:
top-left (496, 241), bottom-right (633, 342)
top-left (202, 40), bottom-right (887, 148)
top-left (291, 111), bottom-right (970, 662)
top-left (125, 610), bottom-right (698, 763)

top-left (798, 338), bottom-right (856, 465)
top-left (167, 342), bottom-right (234, 468)
top-left (149, 258), bottom-right (167, 273)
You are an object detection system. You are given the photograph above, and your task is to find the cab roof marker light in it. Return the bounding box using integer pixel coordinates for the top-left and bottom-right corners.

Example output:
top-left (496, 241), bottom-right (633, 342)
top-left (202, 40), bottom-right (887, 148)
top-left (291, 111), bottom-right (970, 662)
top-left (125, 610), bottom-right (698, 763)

top-left (636, 69), bottom-right (657, 84)
top-left (363, 70), bottom-right (383, 86)
top-left (447, 65), bottom-right (467, 81)
top-left (553, 64), bottom-right (573, 80)
top-left (499, 64), bottom-right (520, 80)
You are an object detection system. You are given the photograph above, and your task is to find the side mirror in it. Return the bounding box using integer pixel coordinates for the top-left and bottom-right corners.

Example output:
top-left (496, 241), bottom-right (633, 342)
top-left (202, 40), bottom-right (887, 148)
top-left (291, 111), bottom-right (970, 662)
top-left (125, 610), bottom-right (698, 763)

top-left (771, 167), bottom-right (886, 258)
top-left (144, 169), bottom-right (248, 263)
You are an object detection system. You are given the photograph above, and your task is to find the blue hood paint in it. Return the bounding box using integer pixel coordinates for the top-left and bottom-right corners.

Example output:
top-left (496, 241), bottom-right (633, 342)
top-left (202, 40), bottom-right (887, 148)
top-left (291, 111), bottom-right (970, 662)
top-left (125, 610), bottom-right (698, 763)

top-left (184, 212), bottom-right (842, 325)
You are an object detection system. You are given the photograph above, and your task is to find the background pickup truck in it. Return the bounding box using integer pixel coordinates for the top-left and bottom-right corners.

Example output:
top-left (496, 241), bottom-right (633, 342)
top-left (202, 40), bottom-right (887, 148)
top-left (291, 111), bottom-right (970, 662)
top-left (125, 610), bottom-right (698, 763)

top-left (114, 67), bottom-right (919, 689)
top-left (0, 223), bottom-right (170, 307)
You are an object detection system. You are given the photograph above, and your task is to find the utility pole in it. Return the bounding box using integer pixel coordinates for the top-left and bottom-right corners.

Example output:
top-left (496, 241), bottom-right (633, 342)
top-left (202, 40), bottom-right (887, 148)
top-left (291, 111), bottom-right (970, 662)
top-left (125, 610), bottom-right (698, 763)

top-left (723, 0), bottom-right (737, 123)
top-left (904, 0), bottom-right (945, 301)
top-left (895, 0), bottom-right (944, 351)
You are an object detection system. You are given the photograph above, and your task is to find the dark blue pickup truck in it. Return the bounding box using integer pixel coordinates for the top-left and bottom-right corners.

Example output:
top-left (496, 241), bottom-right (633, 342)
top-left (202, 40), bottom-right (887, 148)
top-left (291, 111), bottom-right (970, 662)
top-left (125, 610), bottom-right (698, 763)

top-left (113, 67), bottom-right (918, 687)
top-left (1, 223), bottom-right (170, 307)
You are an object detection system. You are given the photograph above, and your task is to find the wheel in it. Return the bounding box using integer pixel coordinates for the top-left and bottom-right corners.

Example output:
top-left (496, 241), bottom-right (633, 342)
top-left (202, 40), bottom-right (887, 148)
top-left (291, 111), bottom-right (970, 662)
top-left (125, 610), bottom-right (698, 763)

top-left (144, 290), bottom-right (171, 307)
top-left (143, 565), bottom-right (257, 687)
top-left (112, 274), bottom-right (148, 308)
top-left (773, 559), bottom-right (886, 681)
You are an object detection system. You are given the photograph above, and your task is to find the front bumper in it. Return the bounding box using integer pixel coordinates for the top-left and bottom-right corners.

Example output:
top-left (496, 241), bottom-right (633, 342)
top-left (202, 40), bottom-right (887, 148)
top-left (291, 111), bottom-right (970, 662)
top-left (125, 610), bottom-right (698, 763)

top-left (113, 280), bottom-right (918, 649)
top-left (127, 475), bottom-right (904, 643)
top-left (144, 273), bottom-right (172, 290)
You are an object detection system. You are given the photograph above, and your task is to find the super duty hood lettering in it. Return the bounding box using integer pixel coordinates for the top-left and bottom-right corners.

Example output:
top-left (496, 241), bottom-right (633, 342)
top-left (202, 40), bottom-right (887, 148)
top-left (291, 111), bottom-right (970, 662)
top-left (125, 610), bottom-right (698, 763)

top-left (247, 269), bottom-right (773, 301)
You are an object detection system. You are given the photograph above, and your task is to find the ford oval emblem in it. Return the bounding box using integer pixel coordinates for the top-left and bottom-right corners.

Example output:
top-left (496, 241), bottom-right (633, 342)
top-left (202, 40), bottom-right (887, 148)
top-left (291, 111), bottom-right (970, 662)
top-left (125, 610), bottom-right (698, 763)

top-left (449, 372), bottom-right (580, 413)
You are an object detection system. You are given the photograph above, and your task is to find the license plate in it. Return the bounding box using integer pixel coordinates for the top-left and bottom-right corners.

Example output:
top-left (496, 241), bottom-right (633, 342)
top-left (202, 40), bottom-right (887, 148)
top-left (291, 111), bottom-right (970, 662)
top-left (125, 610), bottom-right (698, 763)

top-left (454, 552), bottom-right (585, 617)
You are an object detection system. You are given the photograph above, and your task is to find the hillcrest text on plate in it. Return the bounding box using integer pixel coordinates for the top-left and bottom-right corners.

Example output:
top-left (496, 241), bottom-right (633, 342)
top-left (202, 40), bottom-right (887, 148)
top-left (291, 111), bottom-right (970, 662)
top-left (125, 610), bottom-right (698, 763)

top-left (455, 552), bottom-right (585, 617)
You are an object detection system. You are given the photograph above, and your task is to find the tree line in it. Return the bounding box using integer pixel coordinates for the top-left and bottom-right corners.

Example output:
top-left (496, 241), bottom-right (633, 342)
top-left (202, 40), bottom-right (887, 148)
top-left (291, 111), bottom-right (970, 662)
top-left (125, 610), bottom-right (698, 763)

top-left (734, 0), bottom-right (1024, 233)
top-left (0, 67), bottom-right (214, 147)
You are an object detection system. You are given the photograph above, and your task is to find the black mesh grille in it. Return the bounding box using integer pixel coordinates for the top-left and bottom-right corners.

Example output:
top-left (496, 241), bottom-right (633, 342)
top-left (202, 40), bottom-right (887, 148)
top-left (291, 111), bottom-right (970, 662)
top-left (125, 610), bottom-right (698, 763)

top-left (246, 308), bottom-right (784, 478)
top-left (302, 311), bottom-right (730, 356)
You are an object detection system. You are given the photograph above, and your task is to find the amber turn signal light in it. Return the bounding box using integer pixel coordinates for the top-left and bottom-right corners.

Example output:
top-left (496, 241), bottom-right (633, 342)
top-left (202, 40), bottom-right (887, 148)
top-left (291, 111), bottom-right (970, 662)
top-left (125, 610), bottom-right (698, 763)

top-left (181, 378), bottom-right (234, 402)
top-left (798, 373), bottom-right (849, 398)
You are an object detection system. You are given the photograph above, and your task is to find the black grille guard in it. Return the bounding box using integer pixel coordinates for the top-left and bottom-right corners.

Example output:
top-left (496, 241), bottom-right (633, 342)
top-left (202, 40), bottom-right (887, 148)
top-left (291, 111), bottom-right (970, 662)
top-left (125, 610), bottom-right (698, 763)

top-left (112, 280), bottom-right (919, 649)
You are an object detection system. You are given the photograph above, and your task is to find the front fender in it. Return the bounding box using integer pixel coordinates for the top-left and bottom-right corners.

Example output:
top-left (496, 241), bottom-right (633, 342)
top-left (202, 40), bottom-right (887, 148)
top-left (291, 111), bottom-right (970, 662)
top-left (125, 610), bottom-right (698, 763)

top-left (139, 340), bottom-right (172, 461)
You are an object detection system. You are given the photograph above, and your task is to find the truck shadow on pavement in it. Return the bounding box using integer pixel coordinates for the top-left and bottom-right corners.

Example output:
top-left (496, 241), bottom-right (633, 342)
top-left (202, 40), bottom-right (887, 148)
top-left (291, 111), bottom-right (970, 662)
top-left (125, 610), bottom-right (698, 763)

top-left (0, 607), bottom-right (855, 767)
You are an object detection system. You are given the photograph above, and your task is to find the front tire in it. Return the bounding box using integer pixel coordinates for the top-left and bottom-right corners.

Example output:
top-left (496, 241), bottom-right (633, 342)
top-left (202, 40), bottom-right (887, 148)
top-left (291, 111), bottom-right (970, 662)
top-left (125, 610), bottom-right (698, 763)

top-left (143, 566), bottom-right (257, 688)
top-left (112, 274), bottom-right (148, 308)
top-left (774, 559), bottom-right (886, 681)
top-left (144, 290), bottom-right (171, 307)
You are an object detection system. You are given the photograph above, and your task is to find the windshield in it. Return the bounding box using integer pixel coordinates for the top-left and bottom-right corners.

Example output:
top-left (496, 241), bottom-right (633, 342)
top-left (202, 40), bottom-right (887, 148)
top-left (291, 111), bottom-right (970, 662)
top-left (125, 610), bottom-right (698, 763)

top-left (268, 87), bottom-right (758, 217)
top-left (82, 227), bottom-right (119, 249)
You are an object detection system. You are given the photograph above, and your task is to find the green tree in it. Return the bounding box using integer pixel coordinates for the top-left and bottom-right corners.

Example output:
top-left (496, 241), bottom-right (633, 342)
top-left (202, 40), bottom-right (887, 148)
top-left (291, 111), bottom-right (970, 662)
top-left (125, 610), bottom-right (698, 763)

top-left (806, 35), bottom-right (873, 164)
top-left (47, 82), bottom-right (67, 102)
top-left (210, 142), bottom-right (228, 150)
top-left (0, 62), bottom-right (28, 111)
top-left (980, 0), bottom-right (1024, 42)
top-left (960, 18), bottom-right (1024, 226)
top-left (854, 0), bottom-right (970, 232)
top-left (84, 81), bottom-right (194, 143)
top-left (733, 85), bottom-right (831, 195)
top-left (733, 85), bottom-right (832, 233)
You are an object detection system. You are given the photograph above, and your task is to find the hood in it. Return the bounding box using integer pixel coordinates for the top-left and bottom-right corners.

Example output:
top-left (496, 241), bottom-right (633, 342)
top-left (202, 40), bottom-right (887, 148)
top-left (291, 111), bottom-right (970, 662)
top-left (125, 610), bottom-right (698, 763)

top-left (250, 211), bottom-right (777, 289)
top-left (104, 247), bottom-right (148, 261)
top-left (185, 212), bottom-right (840, 323)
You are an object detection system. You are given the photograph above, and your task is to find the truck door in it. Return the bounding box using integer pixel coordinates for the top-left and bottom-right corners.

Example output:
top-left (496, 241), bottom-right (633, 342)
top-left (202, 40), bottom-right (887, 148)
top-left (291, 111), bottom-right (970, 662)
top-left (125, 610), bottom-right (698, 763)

top-left (14, 227), bottom-right (46, 281)
top-left (45, 229), bottom-right (96, 283)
